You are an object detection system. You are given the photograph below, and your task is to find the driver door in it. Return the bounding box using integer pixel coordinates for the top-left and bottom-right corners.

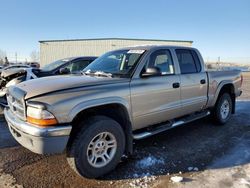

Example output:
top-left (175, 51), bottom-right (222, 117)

top-left (130, 49), bottom-right (181, 130)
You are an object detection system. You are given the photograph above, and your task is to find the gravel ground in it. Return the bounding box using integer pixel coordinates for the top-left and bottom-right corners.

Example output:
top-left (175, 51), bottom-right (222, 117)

top-left (0, 72), bottom-right (249, 188)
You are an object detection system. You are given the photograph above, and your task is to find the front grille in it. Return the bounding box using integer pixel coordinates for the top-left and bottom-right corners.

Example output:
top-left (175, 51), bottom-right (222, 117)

top-left (7, 93), bottom-right (26, 121)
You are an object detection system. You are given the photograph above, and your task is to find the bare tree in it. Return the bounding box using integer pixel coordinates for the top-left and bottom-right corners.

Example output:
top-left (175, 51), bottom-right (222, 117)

top-left (30, 50), bottom-right (39, 62)
top-left (4, 57), bottom-right (9, 66)
top-left (0, 49), bottom-right (7, 66)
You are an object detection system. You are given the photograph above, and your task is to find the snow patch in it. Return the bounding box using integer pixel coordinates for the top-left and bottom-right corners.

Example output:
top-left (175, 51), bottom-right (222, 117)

top-left (136, 156), bottom-right (164, 169)
top-left (170, 176), bottom-right (183, 183)
top-left (210, 137), bottom-right (250, 168)
top-left (188, 166), bottom-right (199, 171)
top-left (129, 173), bottom-right (157, 187)
top-left (240, 178), bottom-right (250, 185)
top-left (193, 167), bottom-right (199, 171)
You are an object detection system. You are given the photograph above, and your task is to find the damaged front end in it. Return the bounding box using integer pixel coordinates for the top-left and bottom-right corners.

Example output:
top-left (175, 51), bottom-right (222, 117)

top-left (0, 69), bottom-right (27, 107)
top-left (0, 69), bottom-right (27, 88)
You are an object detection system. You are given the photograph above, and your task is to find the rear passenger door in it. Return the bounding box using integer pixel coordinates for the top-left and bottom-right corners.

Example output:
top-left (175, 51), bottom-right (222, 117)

top-left (176, 49), bottom-right (207, 115)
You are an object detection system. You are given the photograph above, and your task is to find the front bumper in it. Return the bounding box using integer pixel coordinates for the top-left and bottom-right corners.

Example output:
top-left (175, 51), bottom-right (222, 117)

top-left (4, 108), bottom-right (72, 154)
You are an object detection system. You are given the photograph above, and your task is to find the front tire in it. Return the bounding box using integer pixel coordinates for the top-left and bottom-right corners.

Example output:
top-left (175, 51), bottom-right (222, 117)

top-left (67, 116), bottom-right (125, 178)
top-left (213, 93), bottom-right (232, 125)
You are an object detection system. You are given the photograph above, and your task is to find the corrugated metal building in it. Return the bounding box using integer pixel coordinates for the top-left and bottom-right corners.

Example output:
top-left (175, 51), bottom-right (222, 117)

top-left (39, 38), bottom-right (193, 66)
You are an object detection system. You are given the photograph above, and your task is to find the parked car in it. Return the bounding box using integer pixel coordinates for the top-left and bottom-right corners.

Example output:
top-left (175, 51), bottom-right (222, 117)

top-left (0, 64), bottom-right (30, 74)
top-left (4, 46), bottom-right (242, 178)
top-left (0, 64), bottom-right (31, 89)
top-left (26, 62), bottom-right (40, 68)
top-left (0, 56), bottom-right (97, 107)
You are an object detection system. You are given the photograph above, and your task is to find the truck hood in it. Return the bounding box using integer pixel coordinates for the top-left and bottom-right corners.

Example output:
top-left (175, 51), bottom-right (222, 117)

top-left (16, 75), bottom-right (129, 99)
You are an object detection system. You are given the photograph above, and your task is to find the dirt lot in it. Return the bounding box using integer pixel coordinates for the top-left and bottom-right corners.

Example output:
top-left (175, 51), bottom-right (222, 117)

top-left (0, 72), bottom-right (250, 188)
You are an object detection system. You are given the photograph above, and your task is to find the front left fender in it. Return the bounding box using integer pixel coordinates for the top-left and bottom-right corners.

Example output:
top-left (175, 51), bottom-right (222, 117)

top-left (68, 96), bottom-right (132, 123)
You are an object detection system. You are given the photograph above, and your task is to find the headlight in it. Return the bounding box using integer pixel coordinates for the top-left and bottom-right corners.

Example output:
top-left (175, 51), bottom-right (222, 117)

top-left (27, 106), bottom-right (58, 127)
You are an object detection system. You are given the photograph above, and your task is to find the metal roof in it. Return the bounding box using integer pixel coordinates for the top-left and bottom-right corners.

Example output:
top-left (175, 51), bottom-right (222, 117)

top-left (39, 37), bottom-right (193, 43)
top-left (111, 45), bottom-right (197, 51)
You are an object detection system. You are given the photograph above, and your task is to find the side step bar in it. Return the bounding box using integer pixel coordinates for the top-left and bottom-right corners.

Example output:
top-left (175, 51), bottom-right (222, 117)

top-left (133, 110), bottom-right (210, 140)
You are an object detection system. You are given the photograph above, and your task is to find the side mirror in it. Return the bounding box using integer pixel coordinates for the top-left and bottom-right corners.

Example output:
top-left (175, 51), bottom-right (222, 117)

top-left (59, 67), bottom-right (70, 74)
top-left (141, 67), bottom-right (161, 77)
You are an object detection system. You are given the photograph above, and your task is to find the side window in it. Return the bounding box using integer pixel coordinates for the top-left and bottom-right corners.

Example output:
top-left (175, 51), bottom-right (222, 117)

top-left (63, 62), bottom-right (73, 72)
top-left (65, 60), bottom-right (91, 73)
top-left (191, 51), bottom-right (201, 72)
top-left (176, 49), bottom-right (201, 74)
top-left (148, 50), bottom-right (174, 75)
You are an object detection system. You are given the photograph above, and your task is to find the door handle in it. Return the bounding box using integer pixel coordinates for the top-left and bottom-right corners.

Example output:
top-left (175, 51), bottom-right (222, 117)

top-left (200, 79), bottom-right (206, 84)
top-left (172, 82), bottom-right (180, 88)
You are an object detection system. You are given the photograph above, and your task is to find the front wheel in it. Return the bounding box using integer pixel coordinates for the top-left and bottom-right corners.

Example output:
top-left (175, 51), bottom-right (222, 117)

top-left (212, 93), bottom-right (232, 125)
top-left (67, 116), bottom-right (125, 178)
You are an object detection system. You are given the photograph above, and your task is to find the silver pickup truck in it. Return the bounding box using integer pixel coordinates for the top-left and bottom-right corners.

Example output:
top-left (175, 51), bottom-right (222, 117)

top-left (4, 45), bottom-right (242, 178)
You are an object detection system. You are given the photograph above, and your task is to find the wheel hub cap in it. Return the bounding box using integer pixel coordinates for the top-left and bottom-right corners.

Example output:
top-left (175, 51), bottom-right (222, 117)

top-left (87, 132), bottom-right (117, 168)
top-left (220, 99), bottom-right (230, 119)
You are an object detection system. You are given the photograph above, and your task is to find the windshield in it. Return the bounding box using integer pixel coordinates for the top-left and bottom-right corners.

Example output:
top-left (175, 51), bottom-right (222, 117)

top-left (42, 59), bottom-right (70, 71)
top-left (83, 49), bottom-right (145, 77)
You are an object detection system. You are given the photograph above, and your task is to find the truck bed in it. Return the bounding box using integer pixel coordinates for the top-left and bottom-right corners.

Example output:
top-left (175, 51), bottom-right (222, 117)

top-left (206, 70), bottom-right (242, 108)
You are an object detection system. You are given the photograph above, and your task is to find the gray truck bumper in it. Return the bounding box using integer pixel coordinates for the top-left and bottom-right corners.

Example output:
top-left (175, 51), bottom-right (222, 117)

top-left (4, 108), bottom-right (72, 154)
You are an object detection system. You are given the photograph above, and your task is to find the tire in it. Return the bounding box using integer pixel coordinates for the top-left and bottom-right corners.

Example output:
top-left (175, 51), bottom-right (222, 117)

top-left (212, 93), bottom-right (232, 125)
top-left (67, 116), bottom-right (125, 178)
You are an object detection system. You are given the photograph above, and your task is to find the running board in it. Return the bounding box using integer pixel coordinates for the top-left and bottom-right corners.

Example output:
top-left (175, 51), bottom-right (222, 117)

top-left (133, 110), bottom-right (210, 140)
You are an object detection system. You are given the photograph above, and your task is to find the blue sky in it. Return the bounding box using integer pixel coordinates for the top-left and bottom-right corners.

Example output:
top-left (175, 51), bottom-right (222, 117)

top-left (0, 0), bottom-right (249, 63)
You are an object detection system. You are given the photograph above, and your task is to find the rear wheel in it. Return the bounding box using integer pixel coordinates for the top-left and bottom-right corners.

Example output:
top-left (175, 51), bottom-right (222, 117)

top-left (67, 116), bottom-right (125, 178)
top-left (213, 93), bottom-right (232, 125)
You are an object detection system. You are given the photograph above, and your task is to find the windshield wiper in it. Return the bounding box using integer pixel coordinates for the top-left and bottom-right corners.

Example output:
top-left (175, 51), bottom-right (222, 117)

top-left (81, 70), bottom-right (112, 78)
top-left (93, 71), bottom-right (112, 78)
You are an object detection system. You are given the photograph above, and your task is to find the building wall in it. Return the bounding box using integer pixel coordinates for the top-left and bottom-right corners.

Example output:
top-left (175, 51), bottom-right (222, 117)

top-left (40, 39), bottom-right (192, 66)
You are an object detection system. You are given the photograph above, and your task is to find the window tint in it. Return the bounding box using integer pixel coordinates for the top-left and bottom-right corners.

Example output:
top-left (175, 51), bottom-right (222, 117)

top-left (42, 59), bottom-right (69, 71)
top-left (148, 50), bottom-right (174, 75)
top-left (72, 60), bottom-right (91, 72)
top-left (128, 54), bottom-right (140, 66)
top-left (64, 60), bottom-right (91, 73)
top-left (176, 49), bottom-right (199, 74)
top-left (191, 51), bottom-right (201, 72)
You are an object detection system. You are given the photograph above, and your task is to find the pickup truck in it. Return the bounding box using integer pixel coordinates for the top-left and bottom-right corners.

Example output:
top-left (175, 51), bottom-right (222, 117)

top-left (4, 45), bottom-right (242, 178)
